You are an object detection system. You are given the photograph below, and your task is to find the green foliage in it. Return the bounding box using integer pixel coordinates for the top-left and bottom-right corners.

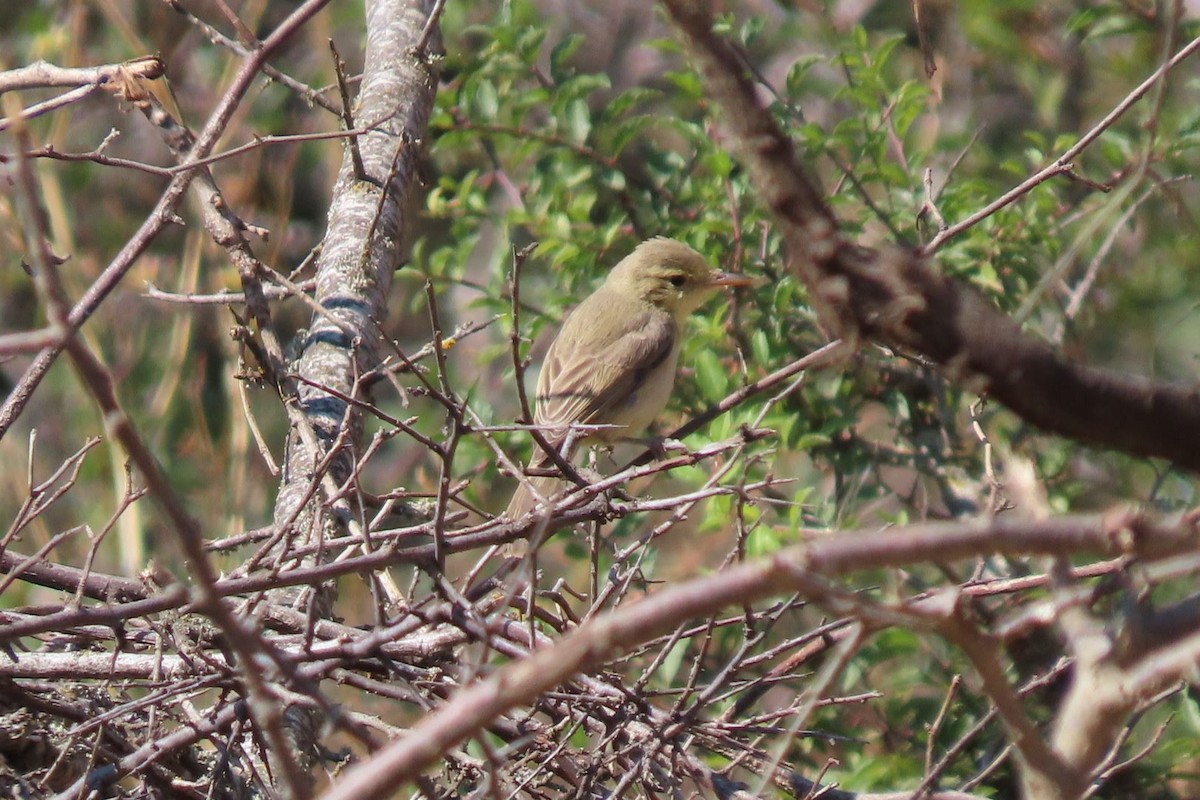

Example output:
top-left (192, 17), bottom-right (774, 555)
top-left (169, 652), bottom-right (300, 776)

top-left (411, 2), bottom-right (1200, 793)
top-left (422, 0), bottom-right (1200, 525)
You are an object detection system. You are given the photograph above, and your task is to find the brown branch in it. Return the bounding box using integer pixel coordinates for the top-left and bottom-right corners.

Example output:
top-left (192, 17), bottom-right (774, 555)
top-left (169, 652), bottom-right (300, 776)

top-left (0, 549), bottom-right (144, 602)
top-left (0, 57), bottom-right (164, 93)
top-left (1, 506), bottom-right (1186, 650)
top-left (0, 651), bottom-right (229, 680)
top-left (660, 0), bottom-right (1200, 474)
top-left (0, 57), bottom-right (165, 132)
top-left (318, 507), bottom-right (1200, 798)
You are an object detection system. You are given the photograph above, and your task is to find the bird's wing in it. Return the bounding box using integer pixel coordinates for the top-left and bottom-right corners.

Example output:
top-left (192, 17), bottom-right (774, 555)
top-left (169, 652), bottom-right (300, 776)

top-left (533, 305), bottom-right (676, 446)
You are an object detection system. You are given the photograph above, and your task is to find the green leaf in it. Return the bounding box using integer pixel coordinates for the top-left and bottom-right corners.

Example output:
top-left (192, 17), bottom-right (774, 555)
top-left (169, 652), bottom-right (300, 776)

top-left (609, 114), bottom-right (656, 155)
top-left (473, 78), bottom-right (498, 119)
top-left (751, 329), bottom-right (770, 366)
top-left (793, 432), bottom-right (831, 451)
top-left (564, 98), bottom-right (592, 144)
top-left (656, 639), bottom-right (690, 686)
top-left (548, 34), bottom-right (583, 82)
top-left (852, 24), bottom-right (869, 55)
top-left (603, 87), bottom-right (661, 120)
top-left (784, 54), bottom-right (822, 98)
top-left (693, 350), bottom-right (727, 404)
top-left (555, 73), bottom-right (611, 103)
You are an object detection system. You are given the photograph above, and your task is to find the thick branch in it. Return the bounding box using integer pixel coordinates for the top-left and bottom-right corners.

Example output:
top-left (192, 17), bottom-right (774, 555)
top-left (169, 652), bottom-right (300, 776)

top-left (661, 0), bottom-right (1200, 472)
top-left (319, 508), bottom-right (1200, 798)
top-left (270, 0), bottom-right (440, 597)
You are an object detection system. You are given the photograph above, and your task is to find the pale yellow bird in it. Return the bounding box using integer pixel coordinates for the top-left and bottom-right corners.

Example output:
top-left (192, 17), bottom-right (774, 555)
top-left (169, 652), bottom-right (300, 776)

top-left (503, 238), bottom-right (752, 550)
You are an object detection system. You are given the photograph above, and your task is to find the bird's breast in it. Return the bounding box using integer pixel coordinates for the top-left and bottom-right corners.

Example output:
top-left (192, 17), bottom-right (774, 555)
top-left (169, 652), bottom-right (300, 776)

top-left (604, 344), bottom-right (681, 438)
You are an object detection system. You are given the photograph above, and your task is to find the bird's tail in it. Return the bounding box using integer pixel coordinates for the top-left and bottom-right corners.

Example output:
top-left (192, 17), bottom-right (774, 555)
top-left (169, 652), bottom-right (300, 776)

top-left (502, 472), bottom-right (566, 556)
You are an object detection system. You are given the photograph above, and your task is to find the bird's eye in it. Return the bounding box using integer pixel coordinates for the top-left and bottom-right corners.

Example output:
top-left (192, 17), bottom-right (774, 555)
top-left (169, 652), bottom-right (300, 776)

top-left (668, 275), bottom-right (687, 288)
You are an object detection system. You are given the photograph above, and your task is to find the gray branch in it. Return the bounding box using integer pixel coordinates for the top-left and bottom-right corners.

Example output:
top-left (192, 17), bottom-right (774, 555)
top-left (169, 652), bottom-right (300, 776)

top-left (264, 0), bottom-right (441, 784)
top-left (270, 0), bottom-right (439, 608)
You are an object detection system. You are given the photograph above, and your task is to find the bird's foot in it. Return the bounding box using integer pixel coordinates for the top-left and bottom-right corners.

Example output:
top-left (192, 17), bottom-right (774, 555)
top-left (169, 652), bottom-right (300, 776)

top-left (645, 435), bottom-right (689, 460)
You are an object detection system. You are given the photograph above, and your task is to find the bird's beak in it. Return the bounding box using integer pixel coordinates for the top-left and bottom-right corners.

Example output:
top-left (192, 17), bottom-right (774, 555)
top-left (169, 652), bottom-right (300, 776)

top-left (707, 271), bottom-right (757, 288)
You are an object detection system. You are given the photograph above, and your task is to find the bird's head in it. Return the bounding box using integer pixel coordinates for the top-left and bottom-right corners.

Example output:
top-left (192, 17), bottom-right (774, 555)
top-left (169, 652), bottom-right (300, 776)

top-left (607, 238), bottom-right (754, 319)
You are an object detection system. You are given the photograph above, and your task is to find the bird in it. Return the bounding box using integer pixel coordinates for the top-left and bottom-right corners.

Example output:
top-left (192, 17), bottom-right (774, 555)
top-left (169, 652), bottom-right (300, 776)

top-left (502, 237), bottom-right (752, 553)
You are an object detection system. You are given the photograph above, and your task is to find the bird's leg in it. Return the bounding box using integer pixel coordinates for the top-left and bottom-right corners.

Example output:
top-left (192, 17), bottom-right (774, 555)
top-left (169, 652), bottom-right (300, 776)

top-left (558, 444), bottom-right (602, 486)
